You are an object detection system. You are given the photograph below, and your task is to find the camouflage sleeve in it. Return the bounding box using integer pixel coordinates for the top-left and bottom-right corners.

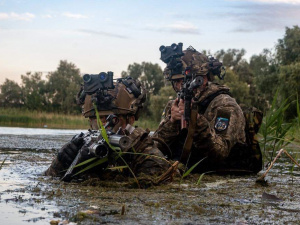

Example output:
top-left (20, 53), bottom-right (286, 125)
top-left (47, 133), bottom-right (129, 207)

top-left (152, 100), bottom-right (181, 145)
top-left (193, 94), bottom-right (246, 162)
top-left (127, 127), bottom-right (169, 176)
top-left (132, 139), bottom-right (169, 176)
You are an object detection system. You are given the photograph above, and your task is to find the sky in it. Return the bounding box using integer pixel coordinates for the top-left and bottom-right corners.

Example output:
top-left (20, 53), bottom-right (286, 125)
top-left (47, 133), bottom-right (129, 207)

top-left (0, 0), bottom-right (300, 85)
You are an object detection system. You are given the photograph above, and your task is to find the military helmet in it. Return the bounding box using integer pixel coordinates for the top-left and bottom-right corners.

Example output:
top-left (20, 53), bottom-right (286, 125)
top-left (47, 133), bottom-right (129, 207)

top-left (181, 47), bottom-right (210, 76)
top-left (164, 47), bottom-right (210, 80)
top-left (81, 77), bottom-right (146, 120)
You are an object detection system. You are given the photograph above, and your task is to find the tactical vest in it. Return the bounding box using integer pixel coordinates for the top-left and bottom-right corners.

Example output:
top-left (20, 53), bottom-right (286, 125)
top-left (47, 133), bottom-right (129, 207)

top-left (197, 90), bottom-right (263, 173)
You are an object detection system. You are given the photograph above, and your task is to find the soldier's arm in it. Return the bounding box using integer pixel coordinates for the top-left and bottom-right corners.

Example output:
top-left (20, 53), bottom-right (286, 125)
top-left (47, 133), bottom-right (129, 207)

top-left (193, 94), bottom-right (246, 162)
top-left (44, 133), bottom-right (84, 177)
top-left (152, 100), bottom-right (180, 145)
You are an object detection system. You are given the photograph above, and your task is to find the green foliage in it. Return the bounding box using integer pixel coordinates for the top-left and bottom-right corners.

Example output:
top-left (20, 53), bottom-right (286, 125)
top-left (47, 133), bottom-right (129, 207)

top-left (215, 48), bottom-right (264, 109)
top-left (74, 157), bottom-right (107, 176)
top-left (259, 92), bottom-right (295, 162)
top-left (219, 69), bottom-right (251, 105)
top-left (215, 48), bottom-right (246, 70)
top-left (47, 60), bottom-right (82, 113)
top-left (182, 158), bottom-right (206, 179)
top-left (21, 72), bottom-right (48, 111)
top-left (0, 60), bottom-right (82, 115)
top-left (149, 85), bottom-right (176, 122)
top-left (135, 117), bottom-right (159, 131)
top-left (180, 157), bottom-right (207, 185)
top-left (276, 25), bottom-right (300, 65)
top-left (0, 79), bottom-right (23, 107)
top-left (197, 171), bottom-right (214, 185)
top-left (278, 62), bottom-right (300, 120)
top-left (121, 62), bottom-right (164, 95)
top-left (249, 49), bottom-right (279, 110)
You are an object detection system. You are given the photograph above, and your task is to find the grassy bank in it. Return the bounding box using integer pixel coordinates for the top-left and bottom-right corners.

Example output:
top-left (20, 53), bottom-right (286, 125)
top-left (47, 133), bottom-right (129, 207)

top-left (0, 108), bottom-right (89, 129)
top-left (0, 108), bottom-right (160, 130)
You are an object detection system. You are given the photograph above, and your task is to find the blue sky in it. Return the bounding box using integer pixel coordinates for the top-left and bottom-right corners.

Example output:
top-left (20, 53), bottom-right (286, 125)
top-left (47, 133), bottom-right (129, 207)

top-left (0, 0), bottom-right (300, 84)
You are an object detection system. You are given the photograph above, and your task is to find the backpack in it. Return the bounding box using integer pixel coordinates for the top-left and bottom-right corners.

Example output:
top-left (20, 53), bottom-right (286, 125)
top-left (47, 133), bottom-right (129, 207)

top-left (240, 106), bottom-right (263, 173)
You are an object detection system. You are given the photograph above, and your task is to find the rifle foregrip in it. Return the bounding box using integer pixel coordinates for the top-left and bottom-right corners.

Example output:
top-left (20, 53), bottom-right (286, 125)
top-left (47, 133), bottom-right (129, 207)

top-left (184, 100), bottom-right (191, 121)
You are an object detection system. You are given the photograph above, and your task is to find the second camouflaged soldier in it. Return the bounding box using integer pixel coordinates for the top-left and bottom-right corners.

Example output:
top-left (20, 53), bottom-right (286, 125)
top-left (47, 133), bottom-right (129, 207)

top-left (153, 44), bottom-right (262, 173)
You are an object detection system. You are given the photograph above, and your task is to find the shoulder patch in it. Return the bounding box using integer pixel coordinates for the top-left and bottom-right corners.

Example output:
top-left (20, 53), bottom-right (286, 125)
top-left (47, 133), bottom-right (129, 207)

top-left (161, 108), bottom-right (166, 118)
top-left (215, 117), bottom-right (229, 131)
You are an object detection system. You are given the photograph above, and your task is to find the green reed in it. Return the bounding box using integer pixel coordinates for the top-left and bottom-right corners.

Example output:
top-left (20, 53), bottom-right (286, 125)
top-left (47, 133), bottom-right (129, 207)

top-left (259, 92), bottom-right (299, 163)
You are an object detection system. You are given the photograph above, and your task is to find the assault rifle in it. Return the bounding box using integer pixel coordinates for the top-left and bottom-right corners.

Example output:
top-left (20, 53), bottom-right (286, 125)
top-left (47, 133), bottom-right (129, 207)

top-left (178, 68), bottom-right (204, 129)
top-left (61, 115), bottom-right (132, 182)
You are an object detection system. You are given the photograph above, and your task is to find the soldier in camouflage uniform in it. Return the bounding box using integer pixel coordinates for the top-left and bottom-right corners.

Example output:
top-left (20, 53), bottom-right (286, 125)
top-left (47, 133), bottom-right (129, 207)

top-left (45, 77), bottom-right (171, 180)
top-left (153, 47), bottom-right (261, 173)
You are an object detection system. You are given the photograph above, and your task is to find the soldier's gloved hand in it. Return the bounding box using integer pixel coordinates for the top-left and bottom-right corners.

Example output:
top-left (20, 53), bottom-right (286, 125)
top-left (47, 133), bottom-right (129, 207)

top-left (57, 133), bottom-right (85, 167)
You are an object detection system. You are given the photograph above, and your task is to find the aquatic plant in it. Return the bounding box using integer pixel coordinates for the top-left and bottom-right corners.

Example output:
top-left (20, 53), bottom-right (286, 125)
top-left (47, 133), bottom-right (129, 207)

top-left (259, 91), bottom-right (297, 163)
top-left (180, 157), bottom-right (207, 185)
top-left (256, 93), bottom-right (300, 181)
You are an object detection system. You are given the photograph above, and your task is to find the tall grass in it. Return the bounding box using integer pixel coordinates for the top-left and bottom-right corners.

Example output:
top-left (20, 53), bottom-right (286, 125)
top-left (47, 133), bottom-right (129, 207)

top-left (259, 92), bottom-right (299, 163)
top-left (0, 108), bottom-right (90, 129)
top-left (0, 108), bottom-right (160, 130)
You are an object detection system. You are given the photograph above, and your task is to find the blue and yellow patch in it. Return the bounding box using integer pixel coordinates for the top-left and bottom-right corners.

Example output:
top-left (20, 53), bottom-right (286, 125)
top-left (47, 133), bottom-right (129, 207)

top-left (215, 117), bottom-right (229, 131)
top-left (162, 109), bottom-right (166, 117)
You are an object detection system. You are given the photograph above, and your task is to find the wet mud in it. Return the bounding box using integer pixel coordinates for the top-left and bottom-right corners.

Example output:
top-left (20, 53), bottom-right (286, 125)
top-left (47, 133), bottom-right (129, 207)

top-left (0, 128), bottom-right (299, 224)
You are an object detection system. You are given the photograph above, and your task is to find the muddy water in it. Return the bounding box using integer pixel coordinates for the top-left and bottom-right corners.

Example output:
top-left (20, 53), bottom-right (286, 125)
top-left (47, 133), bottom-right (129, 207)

top-left (0, 127), bottom-right (299, 224)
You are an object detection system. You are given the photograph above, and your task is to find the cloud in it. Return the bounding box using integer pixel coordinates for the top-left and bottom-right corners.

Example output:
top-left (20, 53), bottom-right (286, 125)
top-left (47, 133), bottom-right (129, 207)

top-left (0, 12), bottom-right (35, 21)
top-left (62, 12), bottom-right (87, 19)
top-left (145, 21), bottom-right (200, 35)
top-left (167, 22), bottom-right (200, 34)
top-left (226, 3), bottom-right (300, 32)
top-left (42, 14), bottom-right (53, 19)
top-left (77, 29), bottom-right (129, 39)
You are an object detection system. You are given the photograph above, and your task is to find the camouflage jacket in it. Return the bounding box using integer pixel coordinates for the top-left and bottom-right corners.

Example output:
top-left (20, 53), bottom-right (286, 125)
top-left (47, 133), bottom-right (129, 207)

top-left (153, 82), bottom-right (247, 171)
top-left (45, 127), bottom-right (169, 178)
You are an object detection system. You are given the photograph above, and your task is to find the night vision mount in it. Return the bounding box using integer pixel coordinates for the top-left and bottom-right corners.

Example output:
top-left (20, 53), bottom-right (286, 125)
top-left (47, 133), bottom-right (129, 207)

top-left (83, 71), bottom-right (114, 94)
top-left (207, 56), bottom-right (226, 80)
top-left (82, 71), bottom-right (115, 110)
top-left (159, 42), bottom-right (184, 76)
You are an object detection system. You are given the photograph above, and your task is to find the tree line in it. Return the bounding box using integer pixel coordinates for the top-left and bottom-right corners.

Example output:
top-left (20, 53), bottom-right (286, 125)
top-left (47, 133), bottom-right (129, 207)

top-left (1, 26), bottom-right (299, 122)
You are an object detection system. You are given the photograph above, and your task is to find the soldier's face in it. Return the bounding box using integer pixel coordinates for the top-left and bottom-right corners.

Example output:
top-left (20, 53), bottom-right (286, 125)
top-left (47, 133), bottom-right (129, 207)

top-left (172, 78), bottom-right (184, 92)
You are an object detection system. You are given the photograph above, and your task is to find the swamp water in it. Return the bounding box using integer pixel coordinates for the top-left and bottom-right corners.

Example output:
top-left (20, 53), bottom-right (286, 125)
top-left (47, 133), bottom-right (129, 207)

top-left (0, 126), bottom-right (299, 224)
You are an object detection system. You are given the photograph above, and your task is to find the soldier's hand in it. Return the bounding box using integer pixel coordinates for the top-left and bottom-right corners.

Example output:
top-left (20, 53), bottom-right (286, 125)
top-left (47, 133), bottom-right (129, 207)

top-left (57, 133), bottom-right (85, 167)
top-left (170, 98), bottom-right (184, 123)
